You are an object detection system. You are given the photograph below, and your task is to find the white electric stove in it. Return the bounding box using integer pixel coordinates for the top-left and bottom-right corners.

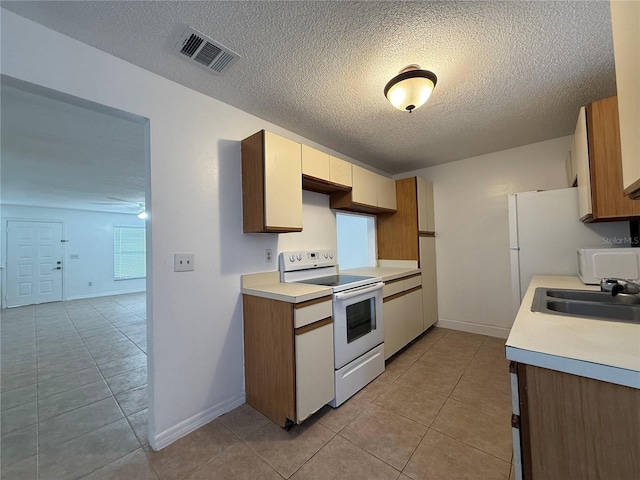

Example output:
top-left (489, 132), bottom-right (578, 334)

top-left (280, 250), bottom-right (385, 406)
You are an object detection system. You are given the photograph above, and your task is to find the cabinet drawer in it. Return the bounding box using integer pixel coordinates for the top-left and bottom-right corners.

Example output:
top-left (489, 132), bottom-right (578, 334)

top-left (404, 274), bottom-right (422, 290)
top-left (294, 300), bottom-right (332, 328)
top-left (383, 280), bottom-right (405, 298)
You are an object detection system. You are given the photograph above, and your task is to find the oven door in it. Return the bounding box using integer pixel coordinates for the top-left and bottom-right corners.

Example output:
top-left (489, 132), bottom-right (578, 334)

top-left (333, 282), bottom-right (384, 369)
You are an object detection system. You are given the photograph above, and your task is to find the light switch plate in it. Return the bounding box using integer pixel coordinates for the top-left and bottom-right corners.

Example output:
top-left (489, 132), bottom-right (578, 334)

top-left (174, 253), bottom-right (195, 272)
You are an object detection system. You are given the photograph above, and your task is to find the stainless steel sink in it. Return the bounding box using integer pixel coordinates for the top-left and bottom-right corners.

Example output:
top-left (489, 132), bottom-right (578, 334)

top-left (532, 288), bottom-right (640, 323)
top-left (545, 289), bottom-right (640, 305)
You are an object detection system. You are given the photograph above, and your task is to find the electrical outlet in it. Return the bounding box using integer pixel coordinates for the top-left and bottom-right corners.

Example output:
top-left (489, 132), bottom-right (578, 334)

top-left (174, 253), bottom-right (195, 272)
top-left (265, 248), bottom-right (273, 263)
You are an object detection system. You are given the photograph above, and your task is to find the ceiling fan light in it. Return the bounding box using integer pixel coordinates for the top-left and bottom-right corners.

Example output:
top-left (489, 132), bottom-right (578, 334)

top-left (384, 65), bottom-right (437, 112)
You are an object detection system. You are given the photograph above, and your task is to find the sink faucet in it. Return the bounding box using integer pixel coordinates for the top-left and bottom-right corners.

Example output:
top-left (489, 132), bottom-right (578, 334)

top-left (600, 278), bottom-right (640, 296)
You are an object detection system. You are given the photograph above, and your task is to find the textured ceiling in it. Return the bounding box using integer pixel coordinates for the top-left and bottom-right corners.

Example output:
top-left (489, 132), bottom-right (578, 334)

top-left (1, 1), bottom-right (616, 174)
top-left (0, 80), bottom-right (146, 213)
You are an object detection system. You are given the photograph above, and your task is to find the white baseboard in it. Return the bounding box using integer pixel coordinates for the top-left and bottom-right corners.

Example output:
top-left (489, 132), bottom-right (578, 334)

top-left (149, 391), bottom-right (246, 451)
top-left (436, 317), bottom-right (510, 339)
top-left (65, 289), bottom-right (146, 301)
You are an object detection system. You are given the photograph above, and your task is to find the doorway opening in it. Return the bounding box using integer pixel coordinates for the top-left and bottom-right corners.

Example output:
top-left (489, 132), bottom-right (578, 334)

top-left (0, 75), bottom-right (152, 468)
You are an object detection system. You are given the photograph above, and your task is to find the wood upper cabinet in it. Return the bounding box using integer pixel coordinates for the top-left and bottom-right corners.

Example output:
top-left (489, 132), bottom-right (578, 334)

top-left (241, 130), bottom-right (303, 233)
top-left (610, 0), bottom-right (640, 199)
top-left (377, 176), bottom-right (436, 260)
top-left (330, 164), bottom-right (397, 214)
top-left (301, 145), bottom-right (352, 194)
top-left (575, 96), bottom-right (640, 222)
top-left (377, 177), bottom-right (419, 261)
top-left (511, 362), bottom-right (640, 479)
top-left (243, 294), bottom-right (334, 427)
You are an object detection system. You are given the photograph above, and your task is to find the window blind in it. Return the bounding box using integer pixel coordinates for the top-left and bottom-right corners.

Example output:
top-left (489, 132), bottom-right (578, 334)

top-left (114, 226), bottom-right (146, 280)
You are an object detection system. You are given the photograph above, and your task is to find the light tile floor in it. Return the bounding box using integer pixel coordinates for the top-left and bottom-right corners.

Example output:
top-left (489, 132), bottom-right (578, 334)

top-left (2, 295), bottom-right (515, 480)
top-left (1, 293), bottom-right (148, 480)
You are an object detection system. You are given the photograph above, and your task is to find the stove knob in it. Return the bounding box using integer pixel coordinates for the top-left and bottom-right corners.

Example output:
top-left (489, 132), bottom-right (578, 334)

top-left (297, 254), bottom-right (303, 261)
top-left (329, 252), bottom-right (334, 259)
top-left (324, 252), bottom-right (328, 259)
top-left (289, 255), bottom-right (295, 262)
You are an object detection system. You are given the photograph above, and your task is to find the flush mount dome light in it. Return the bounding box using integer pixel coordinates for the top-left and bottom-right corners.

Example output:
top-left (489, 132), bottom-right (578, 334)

top-left (384, 64), bottom-right (438, 113)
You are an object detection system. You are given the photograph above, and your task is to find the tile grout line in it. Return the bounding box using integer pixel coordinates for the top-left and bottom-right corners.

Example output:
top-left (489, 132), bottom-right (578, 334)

top-left (48, 299), bottom-right (144, 479)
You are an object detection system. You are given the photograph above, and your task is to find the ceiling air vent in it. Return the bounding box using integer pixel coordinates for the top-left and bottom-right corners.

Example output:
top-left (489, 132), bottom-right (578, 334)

top-left (174, 27), bottom-right (240, 74)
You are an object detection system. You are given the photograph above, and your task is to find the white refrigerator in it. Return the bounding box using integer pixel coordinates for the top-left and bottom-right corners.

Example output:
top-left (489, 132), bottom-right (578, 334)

top-left (508, 188), bottom-right (630, 318)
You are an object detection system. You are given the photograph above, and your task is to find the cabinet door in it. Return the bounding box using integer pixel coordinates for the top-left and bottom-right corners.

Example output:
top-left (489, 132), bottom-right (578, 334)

top-left (417, 178), bottom-right (435, 232)
top-left (419, 237), bottom-right (438, 331)
top-left (329, 156), bottom-right (352, 187)
top-left (574, 107), bottom-right (592, 221)
top-left (610, 0), bottom-right (640, 196)
top-left (351, 165), bottom-right (378, 207)
top-left (404, 288), bottom-right (424, 343)
top-left (295, 322), bottom-right (335, 423)
top-left (377, 176), bottom-right (397, 210)
top-left (302, 145), bottom-right (330, 181)
top-left (383, 296), bottom-right (405, 360)
top-left (264, 132), bottom-right (303, 230)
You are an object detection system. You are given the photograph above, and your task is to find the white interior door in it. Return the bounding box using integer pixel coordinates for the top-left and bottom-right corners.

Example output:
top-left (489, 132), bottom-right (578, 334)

top-left (6, 221), bottom-right (63, 307)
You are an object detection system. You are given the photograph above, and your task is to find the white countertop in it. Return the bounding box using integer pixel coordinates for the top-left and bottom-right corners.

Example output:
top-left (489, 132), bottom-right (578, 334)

top-left (341, 266), bottom-right (421, 282)
top-left (241, 282), bottom-right (332, 304)
top-left (506, 275), bottom-right (640, 389)
top-left (241, 267), bottom-right (420, 303)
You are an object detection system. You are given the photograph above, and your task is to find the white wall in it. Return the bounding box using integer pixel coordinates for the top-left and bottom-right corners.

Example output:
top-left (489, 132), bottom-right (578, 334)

top-left (0, 10), bottom-right (349, 449)
top-left (400, 136), bottom-right (573, 338)
top-left (1, 205), bottom-right (146, 303)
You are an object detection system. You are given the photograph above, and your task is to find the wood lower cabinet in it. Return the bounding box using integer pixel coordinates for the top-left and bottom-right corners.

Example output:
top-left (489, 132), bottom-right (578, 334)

top-left (574, 96), bottom-right (640, 222)
top-left (243, 294), bottom-right (334, 427)
top-left (242, 130), bottom-right (303, 233)
top-left (382, 274), bottom-right (423, 359)
top-left (511, 362), bottom-right (640, 479)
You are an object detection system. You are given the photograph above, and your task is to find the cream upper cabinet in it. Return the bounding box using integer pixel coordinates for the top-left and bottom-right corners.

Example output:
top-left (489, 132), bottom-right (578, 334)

top-left (301, 147), bottom-right (352, 194)
top-left (574, 107), bottom-right (593, 220)
top-left (416, 177), bottom-right (435, 232)
top-left (610, 0), bottom-right (640, 198)
top-left (241, 130), bottom-right (303, 233)
top-left (377, 176), bottom-right (397, 211)
top-left (329, 156), bottom-right (352, 187)
top-left (301, 145), bottom-right (330, 181)
top-left (351, 165), bottom-right (379, 206)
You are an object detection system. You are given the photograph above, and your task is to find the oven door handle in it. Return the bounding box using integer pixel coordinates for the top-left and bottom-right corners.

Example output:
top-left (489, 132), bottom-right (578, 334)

top-left (333, 282), bottom-right (384, 301)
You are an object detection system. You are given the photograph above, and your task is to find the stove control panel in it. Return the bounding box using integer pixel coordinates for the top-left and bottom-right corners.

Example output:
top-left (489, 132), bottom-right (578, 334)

top-left (279, 250), bottom-right (336, 272)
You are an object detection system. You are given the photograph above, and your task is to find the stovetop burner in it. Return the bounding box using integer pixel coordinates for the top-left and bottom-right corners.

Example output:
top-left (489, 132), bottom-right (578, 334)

top-left (296, 274), bottom-right (375, 288)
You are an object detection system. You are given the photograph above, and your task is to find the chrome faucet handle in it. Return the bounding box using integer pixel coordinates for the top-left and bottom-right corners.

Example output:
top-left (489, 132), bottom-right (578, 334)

top-left (600, 278), bottom-right (640, 296)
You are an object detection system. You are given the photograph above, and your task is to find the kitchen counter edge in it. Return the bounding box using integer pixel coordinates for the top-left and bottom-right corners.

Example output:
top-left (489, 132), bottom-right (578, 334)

top-left (506, 275), bottom-right (640, 389)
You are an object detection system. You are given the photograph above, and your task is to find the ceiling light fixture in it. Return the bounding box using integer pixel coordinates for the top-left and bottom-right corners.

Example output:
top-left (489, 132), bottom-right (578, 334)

top-left (136, 204), bottom-right (147, 220)
top-left (384, 64), bottom-right (438, 113)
